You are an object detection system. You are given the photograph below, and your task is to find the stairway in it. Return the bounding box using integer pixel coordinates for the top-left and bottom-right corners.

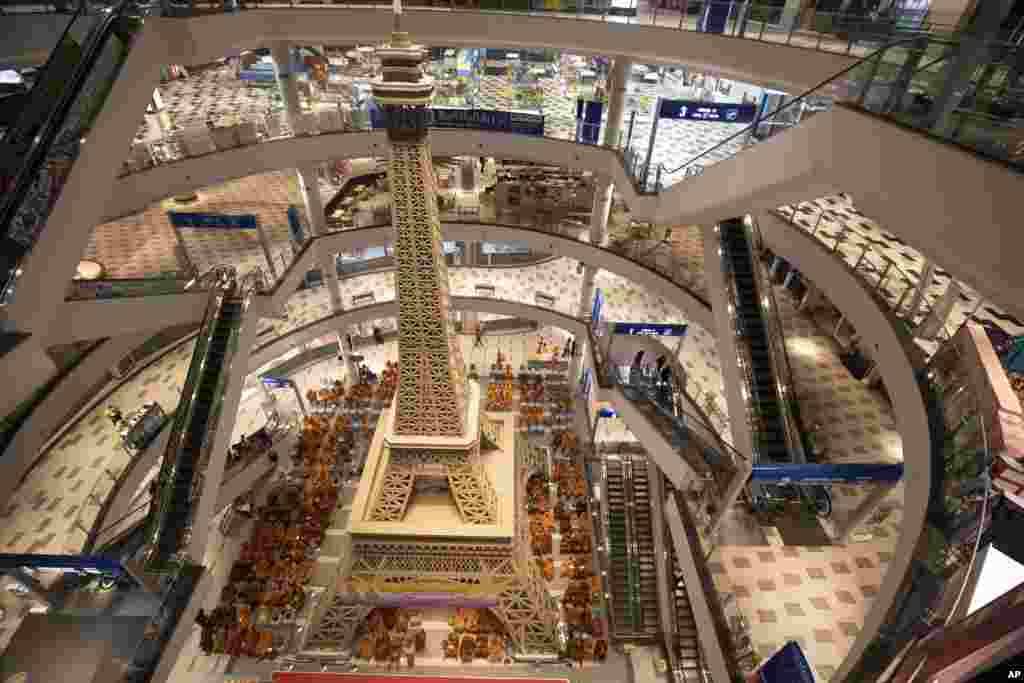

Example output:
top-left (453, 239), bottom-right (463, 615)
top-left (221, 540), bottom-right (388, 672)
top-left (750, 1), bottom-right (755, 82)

top-left (718, 218), bottom-right (789, 462)
top-left (151, 296), bottom-right (244, 565)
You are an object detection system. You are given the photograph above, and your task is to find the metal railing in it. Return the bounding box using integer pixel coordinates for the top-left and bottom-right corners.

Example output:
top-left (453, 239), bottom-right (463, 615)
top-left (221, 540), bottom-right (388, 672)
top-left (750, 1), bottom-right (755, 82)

top-left (160, 0), bottom-right (964, 52)
top-left (846, 330), bottom-right (995, 681)
top-left (771, 203), bottom-right (983, 349)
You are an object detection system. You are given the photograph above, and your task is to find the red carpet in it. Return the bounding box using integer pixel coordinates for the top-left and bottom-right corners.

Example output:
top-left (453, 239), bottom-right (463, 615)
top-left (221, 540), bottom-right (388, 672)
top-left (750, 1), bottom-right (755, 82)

top-left (274, 675), bottom-right (568, 683)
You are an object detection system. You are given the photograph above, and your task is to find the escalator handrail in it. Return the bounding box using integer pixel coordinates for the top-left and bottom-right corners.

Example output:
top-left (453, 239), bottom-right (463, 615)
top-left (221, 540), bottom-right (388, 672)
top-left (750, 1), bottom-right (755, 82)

top-left (174, 274), bottom-right (260, 545)
top-left (745, 216), bottom-right (807, 464)
top-left (0, 1), bottom-right (128, 238)
top-left (145, 282), bottom-right (228, 567)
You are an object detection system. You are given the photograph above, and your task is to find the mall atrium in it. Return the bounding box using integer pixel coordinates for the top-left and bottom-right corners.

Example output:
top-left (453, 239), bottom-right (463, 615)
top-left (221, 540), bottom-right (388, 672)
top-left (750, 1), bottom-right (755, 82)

top-left (0, 0), bottom-right (1021, 682)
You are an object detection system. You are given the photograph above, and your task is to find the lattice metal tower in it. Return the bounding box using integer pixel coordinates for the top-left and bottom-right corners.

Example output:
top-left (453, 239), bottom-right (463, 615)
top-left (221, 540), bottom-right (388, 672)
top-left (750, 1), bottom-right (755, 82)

top-left (302, 10), bottom-right (561, 655)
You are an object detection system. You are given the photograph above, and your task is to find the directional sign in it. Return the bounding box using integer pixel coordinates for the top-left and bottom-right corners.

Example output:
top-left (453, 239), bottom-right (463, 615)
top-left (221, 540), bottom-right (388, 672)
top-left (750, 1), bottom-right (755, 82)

top-left (167, 212), bottom-right (258, 229)
top-left (658, 99), bottom-right (758, 124)
top-left (261, 376), bottom-right (292, 389)
top-left (750, 462), bottom-right (904, 484)
top-left (613, 322), bottom-right (688, 337)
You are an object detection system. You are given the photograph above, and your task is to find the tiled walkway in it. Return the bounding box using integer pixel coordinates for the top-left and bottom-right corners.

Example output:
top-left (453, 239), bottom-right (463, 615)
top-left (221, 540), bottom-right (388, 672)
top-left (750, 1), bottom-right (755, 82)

top-left (0, 340), bottom-right (195, 557)
top-left (86, 171), bottom-right (304, 279)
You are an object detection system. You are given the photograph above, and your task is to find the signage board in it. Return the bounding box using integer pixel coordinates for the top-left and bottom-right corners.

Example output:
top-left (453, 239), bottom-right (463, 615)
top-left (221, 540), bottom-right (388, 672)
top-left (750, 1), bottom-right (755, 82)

top-left (750, 462), bottom-right (905, 484)
top-left (261, 376), bottom-right (292, 389)
top-left (590, 288), bottom-right (605, 337)
top-left (431, 107), bottom-right (545, 136)
top-left (286, 205), bottom-right (304, 244)
top-left (756, 641), bottom-right (816, 683)
top-left (613, 322), bottom-right (688, 337)
top-left (167, 212), bottom-right (258, 229)
top-left (658, 99), bottom-right (758, 124)
top-left (576, 98), bottom-right (604, 145)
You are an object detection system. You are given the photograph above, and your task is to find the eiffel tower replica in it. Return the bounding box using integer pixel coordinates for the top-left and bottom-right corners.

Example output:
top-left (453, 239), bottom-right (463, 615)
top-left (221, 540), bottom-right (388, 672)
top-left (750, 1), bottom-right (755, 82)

top-left (304, 4), bottom-right (560, 657)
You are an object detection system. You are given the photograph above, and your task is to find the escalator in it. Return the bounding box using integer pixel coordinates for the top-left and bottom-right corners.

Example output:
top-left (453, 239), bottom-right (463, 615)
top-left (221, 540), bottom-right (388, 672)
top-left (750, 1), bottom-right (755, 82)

top-left (718, 218), bottom-right (790, 463)
top-left (629, 461), bottom-right (660, 636)
top-left (604, 457), bottom-right (636, 636)
top-left (665, 496), bottom-right (702, 682)
top-left (0, 2), bottom-right (139, 291)
top-left (604, 454), bottom-right (658, 641)
top-left (147, 278), bottom-right (246, 570)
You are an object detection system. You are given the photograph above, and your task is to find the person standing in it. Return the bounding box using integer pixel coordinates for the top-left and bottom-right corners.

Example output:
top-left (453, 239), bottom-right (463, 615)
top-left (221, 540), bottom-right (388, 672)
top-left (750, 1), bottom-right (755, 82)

top-left (656, 355), bottom-right (667, 376)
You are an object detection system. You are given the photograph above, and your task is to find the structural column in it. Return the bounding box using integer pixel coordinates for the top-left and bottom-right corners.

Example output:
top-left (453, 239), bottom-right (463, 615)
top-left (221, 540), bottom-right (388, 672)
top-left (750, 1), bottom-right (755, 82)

top-left (297, 163), bottom-right (359, 382)
top-left (271, 41), bottom-right (308, 136)
top-left (578, 56), bottom-right (630, 318)
top-left (905, 260), bottom-right (935, 322)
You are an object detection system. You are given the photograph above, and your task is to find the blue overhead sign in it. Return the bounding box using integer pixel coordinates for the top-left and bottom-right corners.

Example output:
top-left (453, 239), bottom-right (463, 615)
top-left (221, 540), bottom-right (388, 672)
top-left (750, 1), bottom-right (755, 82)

top-left (590, 288), bottom-right (605, 337)
top-left (613, 322), bottom-right (689, 338)
top-left (658, 99), bottom-right (758, 124)
top-left (750, 462), bottom-right (904, 484)
top-left (168, 212), bottom-right (258, 229)
top-left (431, 107), bottom-right (545, 136)
top-left (261, 376), bottom-right (292, 389)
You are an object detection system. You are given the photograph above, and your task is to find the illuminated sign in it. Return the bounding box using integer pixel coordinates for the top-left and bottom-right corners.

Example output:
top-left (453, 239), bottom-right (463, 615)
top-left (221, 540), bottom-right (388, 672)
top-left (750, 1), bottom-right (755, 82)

top-left (167, 212), bottom-right (258, 229)
top-left (658, 99), bottom-right (758, 124)
top-left (613, 322), bottom-right (688, 337)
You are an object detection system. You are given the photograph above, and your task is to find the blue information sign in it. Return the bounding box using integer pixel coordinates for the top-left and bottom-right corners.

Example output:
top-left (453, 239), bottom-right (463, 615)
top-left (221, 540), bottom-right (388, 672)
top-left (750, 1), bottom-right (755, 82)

top-left (262, 376), bottom-right (292, 389)
top-left (613, 322), bottom-right (689, 337)
top-left (658, 99), bottom-right (758, 124)
top-left (575, 99), bottom-right (604, 145)
top-left (750, 462), bottom-right (904, 484)
top-left (590, 288), bottom-right (605, 337)
top-left (168, 212), bottom-right (258, 229)
top-left (598, 407), bottom-right (617, 418)
top-left (287, 205), bottom-right (305, 244)
top-left (431, 107), bottom-right (545, 136)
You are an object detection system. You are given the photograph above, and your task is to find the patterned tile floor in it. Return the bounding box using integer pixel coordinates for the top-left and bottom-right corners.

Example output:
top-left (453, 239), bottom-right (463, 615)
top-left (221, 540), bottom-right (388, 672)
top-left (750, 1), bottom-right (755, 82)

top-left (86, 171), bottom-right (304, 279)
top-left (710, 542), bottom-right (894, 681)
top-left (0, 341), bottom-right (195, 557)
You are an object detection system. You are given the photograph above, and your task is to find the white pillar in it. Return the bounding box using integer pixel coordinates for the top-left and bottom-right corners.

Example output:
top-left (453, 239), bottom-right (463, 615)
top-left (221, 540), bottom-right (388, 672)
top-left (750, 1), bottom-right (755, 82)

top-left (603, 57), bottom-right (632, 149)
top-left (577, 176), bottom-right (614, 318)
top-left (906, 260), bottom-right (936, 323)
top-left (271, 41), bottom-right (306, 136)
top-left (916, 279), bottom-right (962, 341)
top-left (835, 483), bottom-right (897, 544)
top-left (297, 163), bottom-right (358, 382)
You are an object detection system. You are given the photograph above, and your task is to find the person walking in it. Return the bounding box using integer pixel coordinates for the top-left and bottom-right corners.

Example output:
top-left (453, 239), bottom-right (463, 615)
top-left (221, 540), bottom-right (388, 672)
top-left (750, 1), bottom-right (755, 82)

top-left (373, 327), bottom-right (384, 345)
top-left (346, 333), bottom-right (354, 351)
top-left (475, 326), bottom-right (485, 348)
top-left (656, 355), bottom-right (667, 375)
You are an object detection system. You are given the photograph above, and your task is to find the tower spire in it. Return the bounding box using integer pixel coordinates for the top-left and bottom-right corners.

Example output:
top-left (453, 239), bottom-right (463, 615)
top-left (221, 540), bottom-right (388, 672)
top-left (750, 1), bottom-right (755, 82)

top-left (392, 0), bottom-right (402, 34)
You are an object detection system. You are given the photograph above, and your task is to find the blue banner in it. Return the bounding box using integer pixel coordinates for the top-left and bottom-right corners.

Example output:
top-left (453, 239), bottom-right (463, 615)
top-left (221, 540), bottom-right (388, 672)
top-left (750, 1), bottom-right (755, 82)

top-left (590, 288), bottom-right (605, 337)
top-left (287, 205), bottom-right (305, 244)
top-left (699, 0), bottom-right (732, 34)
top-left (658, 99), bottom-right (758, 124)
top-left (261, 376), bottom-right (291, 389)
top-left (598, 407), bottom-right (617, 418)
top-left (168, 212), bottom-right (258, 229)
top-left (750, 462), bottom-right (904, 484)
top-left (576, 98), bottom-right (604, 145)
top-left (431, 107), bottom-right (545, 136)
top-left (613, 322), bottom-right (689, 337)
